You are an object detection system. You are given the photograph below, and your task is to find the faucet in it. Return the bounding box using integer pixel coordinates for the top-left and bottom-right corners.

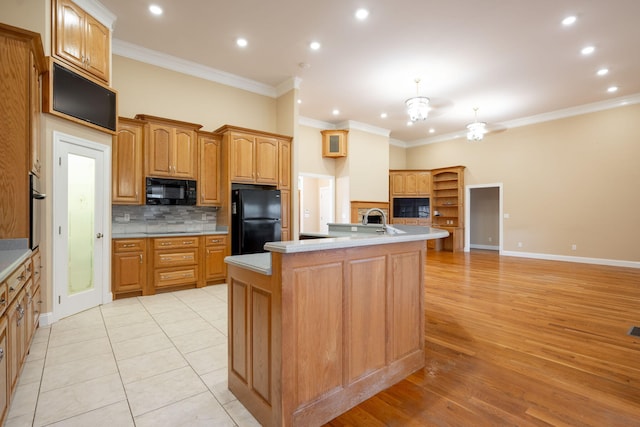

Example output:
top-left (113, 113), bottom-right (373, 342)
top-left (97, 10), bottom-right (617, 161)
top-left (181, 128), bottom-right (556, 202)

top-left (362, 208), bottom-right (387, 227)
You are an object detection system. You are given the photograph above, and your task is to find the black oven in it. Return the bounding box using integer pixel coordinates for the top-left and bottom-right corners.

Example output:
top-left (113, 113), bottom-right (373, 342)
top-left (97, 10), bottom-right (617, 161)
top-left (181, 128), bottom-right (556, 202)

top-left (30, 174), bottom-right (46, 250)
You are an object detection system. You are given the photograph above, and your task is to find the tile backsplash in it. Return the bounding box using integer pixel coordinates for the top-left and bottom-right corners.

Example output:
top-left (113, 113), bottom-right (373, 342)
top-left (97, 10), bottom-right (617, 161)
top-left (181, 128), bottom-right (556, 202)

top-left (112, 205), bottom-right (220, 235)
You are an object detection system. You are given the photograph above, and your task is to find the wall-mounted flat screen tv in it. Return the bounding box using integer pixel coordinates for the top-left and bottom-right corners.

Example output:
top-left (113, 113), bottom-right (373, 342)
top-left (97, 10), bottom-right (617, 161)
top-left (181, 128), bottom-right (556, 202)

top-left (47, 60), bottom-right (117, 133)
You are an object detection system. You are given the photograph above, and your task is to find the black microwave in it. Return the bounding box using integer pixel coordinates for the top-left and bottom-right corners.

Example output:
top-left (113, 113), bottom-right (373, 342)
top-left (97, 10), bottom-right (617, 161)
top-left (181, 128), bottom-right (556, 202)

top-left (146, 177), bottom-right (197, 205)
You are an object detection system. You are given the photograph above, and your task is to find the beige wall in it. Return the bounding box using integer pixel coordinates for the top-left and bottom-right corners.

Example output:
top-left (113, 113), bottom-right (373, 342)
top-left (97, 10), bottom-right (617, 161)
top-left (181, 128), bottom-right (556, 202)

top-left (389, 143), bottom-right (407, 169)
top-left (1, 0), bottom-right (49, 48)
top-left (347, 129), bottom-right (389, 202)
top-left (297, 125), bottom-right (336, 176)
top-left (406, 104), bottom-right (640, 262)
top-left (112, 55), bottom-right (277, 133)
top-left (470, 187), bottom-right (500, 248)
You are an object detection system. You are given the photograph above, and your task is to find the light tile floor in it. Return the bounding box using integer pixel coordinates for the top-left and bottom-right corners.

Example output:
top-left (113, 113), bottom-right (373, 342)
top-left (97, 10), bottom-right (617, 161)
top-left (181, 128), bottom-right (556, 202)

top-left (4, 284), bottom-right (261, 427)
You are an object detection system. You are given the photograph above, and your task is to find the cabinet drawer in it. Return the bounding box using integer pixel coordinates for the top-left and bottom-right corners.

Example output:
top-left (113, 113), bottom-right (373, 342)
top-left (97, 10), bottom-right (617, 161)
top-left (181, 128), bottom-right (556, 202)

top-left (153, 236), bottom-right (199, 249)
top-left (204, 235), bottom-right (227, 246)
top-left (114, 239), bottom-right (146, 252)
top-left (6, 264), bottom-right (28, 300)
top-left (154, 249), bottom-right (199, 267)
top-left (0, 283), bottom-right (8, 317)
top-left (154, 266), bottom-right (199, 287)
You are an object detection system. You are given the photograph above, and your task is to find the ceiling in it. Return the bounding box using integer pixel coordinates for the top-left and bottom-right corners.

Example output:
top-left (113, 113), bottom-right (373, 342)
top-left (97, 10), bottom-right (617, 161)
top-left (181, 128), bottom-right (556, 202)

top-left (97, 0), bottom-right (640, 143)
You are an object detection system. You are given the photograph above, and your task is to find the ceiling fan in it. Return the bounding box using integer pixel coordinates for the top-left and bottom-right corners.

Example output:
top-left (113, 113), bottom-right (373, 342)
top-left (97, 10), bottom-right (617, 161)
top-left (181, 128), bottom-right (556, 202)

top-left (383, 78), bottom-right (453, 126)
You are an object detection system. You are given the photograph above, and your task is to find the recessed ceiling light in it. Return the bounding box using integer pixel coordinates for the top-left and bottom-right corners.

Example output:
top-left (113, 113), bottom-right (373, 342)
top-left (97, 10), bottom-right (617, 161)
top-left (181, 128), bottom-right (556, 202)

top-left (597, 68), bottom-right (609, 76)
top-left (562, 16), bottom-right (577, 26)
top-left (581, 46), bottom-right (595, 55)
top-left (149, 4), bottom-right (163, 15)
top-left (380, 113), bottom-right (387, 119)
top-left (406, 121), bottom-right (413, 127)
top-left (355, 8), bottom-right (369, 20)
top-left (236, 38), bottom-right (248, 48)
top-left (297, 99), bottom-right (302, 104)
top-left (607, 86), bottom-right (619, 93)
top-left (429, 128), bottom-right (435, 134)
top-left (310, 41), bottom-right (321, 51)
top-left (332, 109), bottom-right (340, 115)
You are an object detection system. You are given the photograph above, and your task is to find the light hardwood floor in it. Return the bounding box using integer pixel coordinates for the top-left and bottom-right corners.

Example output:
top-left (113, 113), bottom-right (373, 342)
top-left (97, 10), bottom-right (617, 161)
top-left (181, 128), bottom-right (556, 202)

top-left (326, 250), bottom-right (640, 426)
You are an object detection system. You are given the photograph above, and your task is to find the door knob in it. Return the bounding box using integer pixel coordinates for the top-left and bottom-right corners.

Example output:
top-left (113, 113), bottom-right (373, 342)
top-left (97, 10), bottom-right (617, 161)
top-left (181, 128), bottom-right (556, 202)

top-left (96, 233), bottom-right (104, 239)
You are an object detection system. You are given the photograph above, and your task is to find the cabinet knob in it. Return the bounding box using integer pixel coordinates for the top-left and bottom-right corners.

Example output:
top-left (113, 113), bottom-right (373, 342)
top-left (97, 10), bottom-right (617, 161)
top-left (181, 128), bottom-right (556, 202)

top-left (139, 254), bottom-right (143, 263)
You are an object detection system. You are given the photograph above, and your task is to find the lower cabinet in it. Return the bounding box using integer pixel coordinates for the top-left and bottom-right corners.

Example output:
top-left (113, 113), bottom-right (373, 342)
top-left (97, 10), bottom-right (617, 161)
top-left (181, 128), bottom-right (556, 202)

top-left (112, 239), bottom-right (147, 299)
top-left (0, 316), bottom-right (8, 425)
top-left (152, 236), bottom-right (199, 290)
top-left (7, 288), bottom-right (26, 396)
top-left (203, 235), bottom-right (227, 284)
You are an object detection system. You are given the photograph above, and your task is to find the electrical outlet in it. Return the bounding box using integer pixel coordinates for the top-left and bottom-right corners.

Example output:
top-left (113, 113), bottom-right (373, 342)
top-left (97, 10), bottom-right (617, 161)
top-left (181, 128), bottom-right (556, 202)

top-left (517, 242), bottom-right (523, 248)
top-left (202, 213), bottom-right (207, 221)
top-left (488, 237), bottom-right (492, 242)
top-left (124, 213), bottom-right (130, 222)
top-left (571, 244), bottom-right (577, 251)
top-left (504, 213), bottom-right (510, 219)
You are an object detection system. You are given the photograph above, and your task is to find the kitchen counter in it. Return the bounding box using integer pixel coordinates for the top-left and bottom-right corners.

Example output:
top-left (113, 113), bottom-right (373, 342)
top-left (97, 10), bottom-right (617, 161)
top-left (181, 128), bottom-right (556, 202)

top-left (0, 239), bottom-right (31, 282)
top-left (112, 230), bottom-right (227, 239)
top-left (224, 224), bottom-right (446, 426)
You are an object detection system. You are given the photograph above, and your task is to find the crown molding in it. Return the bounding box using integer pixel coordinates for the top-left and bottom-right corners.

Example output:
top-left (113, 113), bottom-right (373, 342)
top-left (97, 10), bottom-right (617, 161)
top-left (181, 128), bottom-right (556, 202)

top-left (76, 0), bottom-right (117, 30)
top-left (336, 120), bottom-right (390, 138)
top-left (389, 138), bottom-right (408, 147)
top-left (276, 77), bottom-right (302, 97)
top-left (112, 39), bottom-right (278, 98)
top-left (298, 116), bottom-right (336, 130)
top-left (407, 92), bottom-right (640, 147)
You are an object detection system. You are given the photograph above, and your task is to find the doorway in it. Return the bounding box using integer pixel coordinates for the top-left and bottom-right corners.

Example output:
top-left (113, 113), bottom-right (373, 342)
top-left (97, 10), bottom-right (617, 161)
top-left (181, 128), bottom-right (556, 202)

top-left (53, 132), bottom-right (111, 320)
top-left (299, 174), bottom-right (335, 234)
top-left (465, 184), bottom-right (503, 253)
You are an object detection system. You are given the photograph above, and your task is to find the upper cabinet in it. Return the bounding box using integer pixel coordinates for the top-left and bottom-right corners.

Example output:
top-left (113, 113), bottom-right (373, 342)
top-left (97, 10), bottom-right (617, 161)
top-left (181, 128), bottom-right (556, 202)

top-left (137, 115), bottom-right (201, 180)
top-left (222, 130), bottom-right (278, 186)
top-left (30, 51), bottom-right (43, 177)
top-left (198, 131), bottom-right (221, 206)
top-left (278, 139), bottom-right (291, 190)
top-left (321, 130), bottom-right (348, 158)
top-left (112, 118), bottom-right (145, 204)
top-left (390, 170), bottom-right (431, 196)
top-left (53, 0), bottom-right (110, 83)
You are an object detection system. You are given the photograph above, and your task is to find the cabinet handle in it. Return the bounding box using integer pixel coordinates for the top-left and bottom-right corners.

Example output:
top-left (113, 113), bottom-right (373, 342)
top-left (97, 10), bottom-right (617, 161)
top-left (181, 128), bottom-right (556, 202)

top-left (123, 244), bottom-right (135, 248)
top-left (160, 242), bottom-right (172, 246)
top-left (183, 255), bottom-right (193, 260)
top-left (0, 348), bottom-right (3, 361)
top-left (139, 254), bottom-right (143, 264)
top-left (161, 257), bottom-right (171, 261)
top-left (18, 275), bottom-right (25, 282)
top-left (182, 241), bottom-right (193, 245)
top-left (9, 287), bottom-right (15, 293)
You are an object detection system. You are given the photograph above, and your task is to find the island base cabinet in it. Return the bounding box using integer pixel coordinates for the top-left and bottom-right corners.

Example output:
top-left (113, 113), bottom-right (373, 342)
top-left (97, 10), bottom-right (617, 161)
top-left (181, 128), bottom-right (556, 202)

top-left (228, 241), bottom-right (426, 426)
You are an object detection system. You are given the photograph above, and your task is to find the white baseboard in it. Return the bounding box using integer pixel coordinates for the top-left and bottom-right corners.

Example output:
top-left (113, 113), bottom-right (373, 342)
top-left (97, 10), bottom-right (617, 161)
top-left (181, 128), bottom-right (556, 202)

top-left (470, 244), bottom-right (500, 251)
top-left (501, 250), bottom-right (640, 269)
top-left (39, 312), bottom-right (55, 327)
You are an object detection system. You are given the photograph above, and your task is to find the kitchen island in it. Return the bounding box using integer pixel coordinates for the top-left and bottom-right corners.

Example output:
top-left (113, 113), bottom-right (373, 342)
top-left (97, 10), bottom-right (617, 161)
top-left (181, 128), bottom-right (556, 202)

top-left (225, 225), bottom-right (448, 426)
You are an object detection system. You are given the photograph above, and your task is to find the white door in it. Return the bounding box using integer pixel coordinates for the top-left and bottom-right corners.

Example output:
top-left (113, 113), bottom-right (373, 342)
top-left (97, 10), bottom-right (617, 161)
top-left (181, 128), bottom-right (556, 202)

top-left (53, 132), bottom-right (111, 320)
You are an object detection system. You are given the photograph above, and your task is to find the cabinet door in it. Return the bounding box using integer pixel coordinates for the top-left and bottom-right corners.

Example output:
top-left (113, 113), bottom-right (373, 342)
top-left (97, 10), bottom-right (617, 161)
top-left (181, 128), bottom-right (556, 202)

top-left (229, 133), bottom-right (255, 183)
top-left (255, 137), bottom-right (278, 185)
top-left (147, 124), bottom-right (172, 177)
top-left (173, 128), bottom-right (197, 179)
top-left (113, 120), bottom-right (143, 204)
top-left (405, 172), bottom-right (418, 195)
top-left (199, 134), bottom-right (220, 205)
top-left (30, 52), bottom-right (42, 177)
top-left (113, 251), bottom-right (145, 293)
top-left (278, 139), bottom-right (291, 190)
top-left (390, 173), bottom-right (405, 196)
top-left (55, 0), bottom-right (85, 68)
top-left (280, 189), bottom-right (290, 239)
top-left (8, 290), bottom-right (26, 395)
top-left (205, 246), bottom-right (226, 280)
top-left (84, 13), bottom-right (110, 82)
top-left (417, 172), bottom-right (431, 195)
top-left (0, 317), bottom-right (7, 425)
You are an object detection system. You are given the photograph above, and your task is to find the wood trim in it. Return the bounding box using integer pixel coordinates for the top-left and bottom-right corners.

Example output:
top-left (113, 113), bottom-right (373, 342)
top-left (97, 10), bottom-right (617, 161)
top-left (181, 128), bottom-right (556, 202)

top-left (214, 124), bottom-right (292, 141)
top-left (134, 114), bottom-right (203, 130)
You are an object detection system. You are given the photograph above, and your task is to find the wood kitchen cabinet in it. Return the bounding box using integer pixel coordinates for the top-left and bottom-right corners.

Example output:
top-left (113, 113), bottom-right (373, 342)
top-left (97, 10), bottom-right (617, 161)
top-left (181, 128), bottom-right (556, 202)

top-left (280, 190), bottom-right (290, 241)
top-left (52, 0), bottom-right (110, 82)
top-left (219, 128), bottom-right (279, 185)
top-left (198, 132), bottom-right (221, 206)
top-left (151, 236), bottom-right (200, 290)
top-left (278, 139), bottom-right (291, 190)
top-left (137, 115), bottom-right (202, 180)
top-left (0, 316), bottom-right (8, 425)
top-left (112, 118), bottom-right (145, 204)
top-left (203, 235), bottom-right (228, 284)
top-left (112, 239), bottom-right (147, 299)
top-left (321, 129), bottom-right (348, 158)
top-left (8, 287), bottom-right (27, 397)
top-left (0, 24), bottom-right (46, 240)
top-left (390, 170), bottom-right (431, 196)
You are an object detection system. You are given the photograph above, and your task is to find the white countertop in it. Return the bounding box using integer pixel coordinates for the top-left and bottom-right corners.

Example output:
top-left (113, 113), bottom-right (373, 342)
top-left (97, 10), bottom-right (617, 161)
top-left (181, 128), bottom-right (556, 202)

top-left (113, 230), bottom-right (227, 239)
top-left (224, 253), bottom-right (272, 275)
top-left (0, 239), bottom-right (31, 282)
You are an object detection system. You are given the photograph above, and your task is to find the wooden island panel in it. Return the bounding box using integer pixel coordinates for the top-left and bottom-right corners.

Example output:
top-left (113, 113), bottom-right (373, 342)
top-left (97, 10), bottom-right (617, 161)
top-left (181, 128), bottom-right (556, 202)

top-left (227, 240), bottom-right (426, 426)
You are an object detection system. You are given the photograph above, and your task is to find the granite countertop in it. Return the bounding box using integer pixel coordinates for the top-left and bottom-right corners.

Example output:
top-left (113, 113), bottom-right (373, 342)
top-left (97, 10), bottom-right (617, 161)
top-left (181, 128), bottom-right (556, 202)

top-left (112, 230), bottom-right (228, 239)
top-left (265, 225), bottom-right (449, 254)
top-left (0, 239), bottom-right (32, 282)
top-left (225, 224), bottom-right (450, 277)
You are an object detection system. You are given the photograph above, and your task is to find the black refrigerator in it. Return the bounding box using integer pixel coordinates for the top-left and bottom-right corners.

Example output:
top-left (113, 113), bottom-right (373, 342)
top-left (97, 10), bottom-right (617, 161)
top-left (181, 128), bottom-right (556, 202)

top-left (232, 188), bottom-right (282, 255)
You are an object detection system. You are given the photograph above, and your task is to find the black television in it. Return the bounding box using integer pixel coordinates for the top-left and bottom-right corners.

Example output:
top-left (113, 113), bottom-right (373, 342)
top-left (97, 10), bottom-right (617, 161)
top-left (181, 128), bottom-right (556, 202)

top-left (47, 60), bottom-right (117, 133)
